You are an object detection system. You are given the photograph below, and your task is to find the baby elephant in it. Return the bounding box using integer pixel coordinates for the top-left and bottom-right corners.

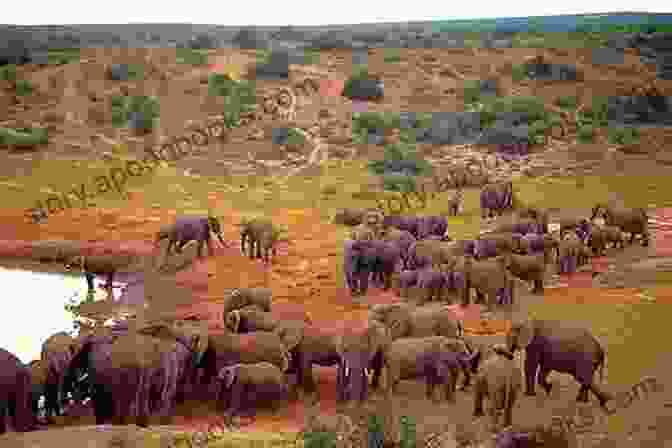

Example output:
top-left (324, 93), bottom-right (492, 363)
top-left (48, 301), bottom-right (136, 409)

top-left (240, 217), bottom-right (287, 263)
top-left (216, 362), bottom-right (289, 423)
top-left (155, 215), bottom-right (227, 258)
top-left (473, 345), bottom-right (522, 430)
top-left (225, 305), bottom-right (312, 333)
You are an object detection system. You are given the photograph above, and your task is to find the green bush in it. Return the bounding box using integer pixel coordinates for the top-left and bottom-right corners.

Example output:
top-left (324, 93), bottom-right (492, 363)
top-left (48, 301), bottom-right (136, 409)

top-left (286, 128), bottom-right (307, 147)
top-left (176, 48), bottom-right (208, 66)
top-left (577, 125), bottom-right (595, 143)
top-left (110, 95), bottom-right (160, 130)
top-left (303, 50), bottom-right (321, 65)
top-left (555, 95), bottom-right (578, 109)
top-left (342, 66), bottom-right (374, 100)
top-left (511, 64), bottom-right (527, 82)
top-left (369, 142), bottom-right (432, 194)
top-left (577, 96), bottom-right (609, 127)
top-left (399, 416), bottom-right (417, 448)
top-left (367, 415), bottom-right (385, 448)
top-left (207, 75), bottom-right (257, 128)
top-left (0, 64), bottom-right (18, 82)
top-left (304, 430), bottom-right (337, 448)
top-left (14, 79), bottom-right (34, 96)
top-left (529, 119), bottom-right (550, 144)
top-left (383, 49), bottom-right (402, 63)
top-left (126, 64), bottom-right (145, 80)
top-left (608, 126), bottom-right (640, 145)
top-left (476, 95), bottom-right (549, 130)
top-left (462, 79), bottom-right (482, 105)
top-left (0, 126), bottom-right (49, 147)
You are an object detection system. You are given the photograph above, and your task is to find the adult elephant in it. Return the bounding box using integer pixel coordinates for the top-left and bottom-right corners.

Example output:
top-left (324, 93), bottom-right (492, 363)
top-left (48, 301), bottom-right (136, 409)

top-left (558, 233), bottom-right (582, 274)
top-left (503, 251), bottom-right (550, 294)
top-left (107, 319), bottom-right (210, 427)
top-left (591, 203), bottom-right (649, 246)
top-left (517, 207), bottom-right (550, 233)
top-left (474, 233), bottom-right (524, 260)
top-left (520, 233), bottom-right (559, 260)
top-left (382, 215), bottom-right (420, 238)
top-left (274, 320), bottom-right (340, 396)
top-left (27, 360), bottom-right (48, 425)
top-left (461, 256), bottom-right (515, 308)
top-left (492, 218), bottom-right (544, 236)
top-left (417, 216), bottom-right (449, 240)
top-left (369, 302), bottom-right (464, 341)
top-left (407, 239), bottom-right (460, 270)
top-left (416, 267), bottom-right (450, 303)
top-left (480, 181), bottom-right (513, 219)
top-left (195, 327), bottom-right (290, 394)
top-left (334, 320), bottom-right (391, 403)
top-left (0, 348), bottom-right (34, 434)
top-left (347, 239), bottom-right (402, 295)
top-left (156, 215), bottom-right (227, 258)
top-left (506, 319), bottom-right (612, 408)
top-left (40, 331), bottom-right (78, 421)
top-left (381, 227), bottom-right (417, 270)
top-left (383, 336), bottom-right (478, 402)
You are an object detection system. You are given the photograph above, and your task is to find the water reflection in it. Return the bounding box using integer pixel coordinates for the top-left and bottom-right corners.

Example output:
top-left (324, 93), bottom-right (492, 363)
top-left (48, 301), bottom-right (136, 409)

top-left (0, 267), bottom-right (127, 364)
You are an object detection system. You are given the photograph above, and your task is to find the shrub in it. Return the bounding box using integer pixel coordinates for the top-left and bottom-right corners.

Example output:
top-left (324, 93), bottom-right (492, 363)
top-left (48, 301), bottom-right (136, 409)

top-left (367, 415), bottom-right (385, 448)
top-left (577, 96), bottom-right (609, 127)
top-left (369, 142), bottom-right (432, 194)
top-left (304, 50), bottom-right (321, 65)
top-left (383, 50), bottom-right (402, 63)
top-left (0, 127), bottom-right (49, 147)
top-left (14, 79), bottom-right (34, 96)
top-left (207, 74), bottom-right (257, 128)
top-left (110, 95), bottom-right (160, 131)
top-left (462, 79), bottom-right (482, 105)
top-left (0, 64), bottom-right (17, 82)
top-left (304, 430), bottom-right (337, 448)
top-left (555, 95), bottom-right (578, 109)
top-left (176, 48), bottom-right (208, 66)
top-left (342, 66), bottom-right (384, 101)
top-left (529, 119), bottom-right (550, 144)
top-left (577, 125), bottom-right (595, 143)
top-left (286, 128), bottom-right (307, 147)
top-left (608, 126), bottom-right (640, 145)
top-left (510, 64), bottom-right (527, 82)
top-left (399, 416), bottom-right (417, 448)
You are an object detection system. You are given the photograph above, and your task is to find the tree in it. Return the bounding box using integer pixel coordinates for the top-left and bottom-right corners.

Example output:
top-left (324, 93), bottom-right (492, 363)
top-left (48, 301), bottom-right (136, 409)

top-left (367, 142), bottom-right (433, 194)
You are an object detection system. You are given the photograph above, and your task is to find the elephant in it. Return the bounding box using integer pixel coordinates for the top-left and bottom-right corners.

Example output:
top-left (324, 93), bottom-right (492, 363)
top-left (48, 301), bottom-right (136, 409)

top-left (369, 302), bottom-right (464, 341)
top-left (222, 287), bottom-right (272, 317)
top-left (382, 215), bottom-right (420, 238)
top-left (492, 218), bottom-right (544, 236)
top-left (239, 217), bottom-right (287, 263)
top-left (332, 208), bottom-right (365, 226)
top-left (474, 233), bottom-right (523, 260)
top-left (480, 181), bottom-right (514, 219)
top-left (472, 344), bottom-right (522, 429)
top-left (27, 360), bottom-right (48, 425)
top-left (381, 227), bottom-right (417, 269)
top-left (586, 226), bottom-right (608, 256)
top-left (334, 320), bottom-right (391, 403)
top-left (461, 256), bottom-right (515, 308)
top-left (417, 216), bottom-right (449, 240)
top-left (155, 215), bottom-right (227, 258)
top-left (63, 326), bottom-right (119, 425)
top-left (363, 209), bottom-right (385, 234)
top-left (577, 243), bottom-right (592, 267)
top-left (216, 362), bottom-right (288, 422)
top-left (106, 319), bottom-right (210, 427)
top-left (274, 321), bottom-right (340, 395)
top-left (195, 328), bottom-right (291, 394)
top-left (520, 233), bottom-right (559, 259)
top-left (407, 239), bottom-right (459, 270)
top-left (397, 269), bottom-right (419, 298)
top-left (0, 348), bottom-right (34, 434)
top-left (416, 267), bottom-right (449, 303)
top-left (591, 203), bottom-right (649, 246)
top-left (558, 233), bottom-right (582, 274)
top-left (382, 336), bottom-right (479, 402)
top-left (225, 305), bottom-right (312, 334)
top-left (447, 189), bottom-right (464, 216)
top-left (40, 331), bottom-right (78, 421)
top-left (502, 253), bottom-right (548, 294)
top-left (64, 254), bottom-right (135, 292)
top-left (516, 207), bottom-right (550, 233)
top-left (575, 218), bottom-right (593, 244)
top-left (506, 318), bottom-right (612, 407)
top-left (347, 239), bottom-right (402, 295)
top-left (600, 225), bottom-right (626, 249)
top-left (350, 223), bottom-right (377, 241)
top-left (559, 217), bottom-right (585, 237)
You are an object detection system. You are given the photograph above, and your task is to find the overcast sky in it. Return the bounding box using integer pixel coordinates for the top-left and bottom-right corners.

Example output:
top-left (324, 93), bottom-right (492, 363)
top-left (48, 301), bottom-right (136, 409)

top-left (5, 2), bottom-right (670, 26)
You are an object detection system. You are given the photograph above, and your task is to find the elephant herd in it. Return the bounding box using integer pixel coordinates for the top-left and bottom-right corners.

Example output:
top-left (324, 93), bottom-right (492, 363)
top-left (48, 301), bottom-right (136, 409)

top-left (340, 194), bottom-right (650, 310)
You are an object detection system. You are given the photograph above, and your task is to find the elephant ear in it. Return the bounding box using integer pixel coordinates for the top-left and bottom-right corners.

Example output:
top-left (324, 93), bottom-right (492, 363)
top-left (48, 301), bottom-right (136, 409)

top-left (275, 322), bottom-right (305, 352)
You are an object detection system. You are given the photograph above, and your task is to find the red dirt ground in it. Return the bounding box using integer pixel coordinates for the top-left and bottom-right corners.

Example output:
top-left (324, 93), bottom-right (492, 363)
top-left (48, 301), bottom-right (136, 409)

top-left (0, 201), bottom-right (670, 433)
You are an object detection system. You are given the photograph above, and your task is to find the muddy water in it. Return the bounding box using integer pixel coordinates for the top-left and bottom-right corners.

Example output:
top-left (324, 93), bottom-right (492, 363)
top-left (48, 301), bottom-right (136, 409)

top-left (0, 264), bottom-right (127, 364)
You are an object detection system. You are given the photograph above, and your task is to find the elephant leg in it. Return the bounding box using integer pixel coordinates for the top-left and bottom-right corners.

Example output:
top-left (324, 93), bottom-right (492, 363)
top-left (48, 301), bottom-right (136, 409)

top-left (524, 350), bottom-right (540, 396)
top-left (370, 351), bottom-right (384, 390)
top-left (85, 272), bottom-right (95, 291)
top-left (166, 239), bottom-right (175, 255)
top-left (445, 372), bottom-right (457, 403)
top-left (0, 406), bottom-right (6, 434)
top-left (503, 394), bottom-right (514, 428)
top-left (538, 367), bottom-right (552, 395)
top-left (473, 385), bottom-right (485, 417)
top-left (176, 239), bottom-right (188, 254)
top-left (196, 239), bottom-right (205, 258)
